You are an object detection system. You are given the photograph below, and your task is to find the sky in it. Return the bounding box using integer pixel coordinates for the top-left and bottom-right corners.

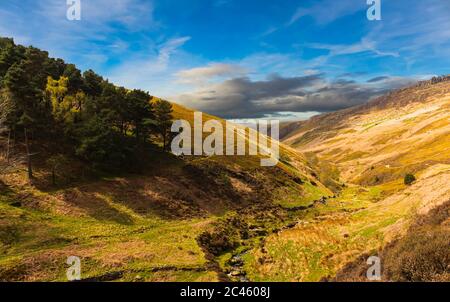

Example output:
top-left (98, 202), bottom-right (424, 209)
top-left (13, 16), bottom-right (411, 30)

top-left (0, 0), bottom-right (449, 121)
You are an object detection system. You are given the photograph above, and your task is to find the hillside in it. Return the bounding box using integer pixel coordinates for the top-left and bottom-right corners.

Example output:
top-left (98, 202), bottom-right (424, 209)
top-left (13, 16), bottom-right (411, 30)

top-left (0, 101), bottom-right (332, 282)
top-left (241, 78), bottom-right (450, 281)
top-left (0, 38), bottom-right (335, 282)
top-left (281, 76), bottom-right (450, 185)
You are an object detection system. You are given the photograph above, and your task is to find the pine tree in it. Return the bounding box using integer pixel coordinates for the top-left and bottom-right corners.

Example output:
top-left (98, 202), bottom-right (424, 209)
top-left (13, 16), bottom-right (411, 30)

top-left (0, 38), bottom-right (170, 173)
top-left (82, 69), bottom-right (103, 98)
top-left (125, 89), bottom-right (154, 143)
top-left (0, 89), bottom-right (16, 162)
top-left (63, 64), bottom-right (84, 94)
top-left (153, 99), bottom-right (173, 150)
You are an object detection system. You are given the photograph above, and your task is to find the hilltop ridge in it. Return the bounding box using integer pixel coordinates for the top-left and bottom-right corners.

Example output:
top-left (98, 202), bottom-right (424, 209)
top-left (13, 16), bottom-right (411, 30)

top-left (281, 76), bottom-right (450, 185)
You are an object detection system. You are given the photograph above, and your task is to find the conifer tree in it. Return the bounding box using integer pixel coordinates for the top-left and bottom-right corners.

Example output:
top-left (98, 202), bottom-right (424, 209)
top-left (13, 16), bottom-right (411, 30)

top-left (153, 99), bottom-right (173, 150)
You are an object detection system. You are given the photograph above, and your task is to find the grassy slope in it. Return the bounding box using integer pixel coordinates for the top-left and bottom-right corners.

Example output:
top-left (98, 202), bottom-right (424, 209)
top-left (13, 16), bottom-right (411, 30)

top-left (282, 79), bottom-right (450, 185)
top-left (0, 159), bottom-right (216, 281)
top-left (244, 164), bottom-right (450, 282)
top-left (171, 103), bottom-right (333, 208)
top-left (332, 198), bottom-right (450, 282)
top-left (0, 104), bottom-right (331, 281)
top-left (245, 79), bottom-right (450, 281)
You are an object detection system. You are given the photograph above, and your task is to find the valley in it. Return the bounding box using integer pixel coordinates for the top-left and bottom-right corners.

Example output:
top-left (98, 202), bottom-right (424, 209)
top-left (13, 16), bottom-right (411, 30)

top-left (0, 102), bottom-right (332, 281)
top-left (0, 50), bottom-right (449, 281)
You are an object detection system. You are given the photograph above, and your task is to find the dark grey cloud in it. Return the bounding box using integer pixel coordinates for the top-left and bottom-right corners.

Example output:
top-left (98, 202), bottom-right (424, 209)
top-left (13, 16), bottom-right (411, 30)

top-left (175, 74), bottom-right (415, 119)
top-left (367, 76), bottom-right (390, 83)
top-left (339, 71), bottom-right (368, 77)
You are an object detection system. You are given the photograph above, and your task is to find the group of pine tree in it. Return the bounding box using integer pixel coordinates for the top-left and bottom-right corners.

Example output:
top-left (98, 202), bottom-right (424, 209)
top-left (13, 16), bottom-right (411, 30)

top-left (0, 37), bottom-right (174, 181)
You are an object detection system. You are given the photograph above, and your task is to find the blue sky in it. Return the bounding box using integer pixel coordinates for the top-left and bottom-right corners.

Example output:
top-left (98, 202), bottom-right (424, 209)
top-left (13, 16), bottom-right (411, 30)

top-left (1, 0), bottom-right (449, 120)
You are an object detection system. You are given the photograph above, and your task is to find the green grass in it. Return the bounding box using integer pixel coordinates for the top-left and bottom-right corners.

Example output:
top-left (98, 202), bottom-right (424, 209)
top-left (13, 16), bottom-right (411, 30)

top-left (241, 182), bottom-right (421, 281)
top-left (0, 186), bottom-right (217, 281)
top-left (0, 138), bottom-right (329, 282)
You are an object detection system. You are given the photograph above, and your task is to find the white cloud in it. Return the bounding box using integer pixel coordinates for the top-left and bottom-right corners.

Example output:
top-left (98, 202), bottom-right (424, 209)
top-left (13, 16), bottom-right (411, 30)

top-left (307, 38), bottom-right (400, 58)
top-left (38, 0), bottom-right (157, 29)
top-left (157, 37), bottom-right (192, 66)
top-left (0, 0), bottom-right (159, 71)
top-left (175, 63), bottom-right (247, 85)
top-left (288, 0), bottom-right (365, 26)
top-left (107, 36), bottom-right (192, 95)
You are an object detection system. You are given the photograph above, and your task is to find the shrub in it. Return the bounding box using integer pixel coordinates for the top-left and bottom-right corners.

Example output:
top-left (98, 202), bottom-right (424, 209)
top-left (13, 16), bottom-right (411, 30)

top-left (0, 223), bottom-right (21, 245)
top-left (382, 229), bottom-right (450, 281)
top-left (404, 173), bottom-right (416, 185)
top-left (197, 231), bottom-right (239, 256)
top-left (197, 216), bottom-right (249, 255)
top-left (382, 201), bottom-right (450, 282)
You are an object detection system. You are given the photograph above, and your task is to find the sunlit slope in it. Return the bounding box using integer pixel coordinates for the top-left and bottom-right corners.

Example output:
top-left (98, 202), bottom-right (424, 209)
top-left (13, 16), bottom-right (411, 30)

top-left (243, 164), bottom-right (450, 281)
top-left (281, 77), bottom-right (450, 185)
top-left (171, 102), bottom-right (333, 207)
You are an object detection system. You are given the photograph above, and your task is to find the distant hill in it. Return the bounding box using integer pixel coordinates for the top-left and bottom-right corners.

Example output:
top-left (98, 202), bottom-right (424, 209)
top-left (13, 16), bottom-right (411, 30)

top-left (281, 76), bottom-right (450, 185)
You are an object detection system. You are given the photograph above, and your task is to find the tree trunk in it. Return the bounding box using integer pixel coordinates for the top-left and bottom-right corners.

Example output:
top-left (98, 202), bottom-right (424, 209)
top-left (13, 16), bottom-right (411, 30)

top-left (52, 169), bottom-right (56, 185)
top-left (163, 132), bottom-right (166, 151)
top-left (6, 129), bottom-right (11, 163)
top-left (135, 126), bottom-right (140, 142)
top-left (24, 127), bottom-right (33, 181)
top-left (12, 129), bottom-right (15, 154)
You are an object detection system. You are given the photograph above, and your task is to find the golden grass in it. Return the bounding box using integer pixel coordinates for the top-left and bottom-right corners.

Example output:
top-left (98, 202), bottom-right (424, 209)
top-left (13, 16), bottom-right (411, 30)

top-left (244, 164), bottom-right (450, 281)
